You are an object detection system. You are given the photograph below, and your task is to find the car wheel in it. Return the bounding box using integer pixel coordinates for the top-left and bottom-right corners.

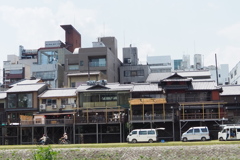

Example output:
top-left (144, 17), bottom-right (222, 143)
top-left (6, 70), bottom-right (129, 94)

top-left (201, 137), bottom-right (206, 141)
top-left (132, 139), bottom-right (137, 143)
top-left (182, 137), bottom-right (187, 142)
top-left (148, 139), bottom-right (153, 143)
top-left (219, 137), bottom-right (224, 141)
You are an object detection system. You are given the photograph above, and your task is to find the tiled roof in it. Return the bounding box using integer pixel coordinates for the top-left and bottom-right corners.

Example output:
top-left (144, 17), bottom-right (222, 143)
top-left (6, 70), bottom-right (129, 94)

top-left (146, 71), bottom-right (211, 82)
top-left (9, 79), bottom-right (42, 87)
top-left (39, 88), bottom-right (77, 98)
top-left (220, 85), bottom-right (240, 96)
top-left (131, 83), bottom-right (162, 92)
top-left (77, 83), bottom-right (133, 92)
top-left (6, 83), bottom-right (47, 93)
top-left (191, 80), bottom-right (220, 90)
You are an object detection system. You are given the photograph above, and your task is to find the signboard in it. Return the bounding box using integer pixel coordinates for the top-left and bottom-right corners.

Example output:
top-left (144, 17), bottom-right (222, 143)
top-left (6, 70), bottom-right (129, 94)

top-left (45, 40), bottom-right (62, 48)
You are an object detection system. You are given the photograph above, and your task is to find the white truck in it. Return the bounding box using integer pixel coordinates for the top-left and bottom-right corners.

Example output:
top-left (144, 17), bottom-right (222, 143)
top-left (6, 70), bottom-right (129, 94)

top-left (181, 126), bottom-right (210, 142)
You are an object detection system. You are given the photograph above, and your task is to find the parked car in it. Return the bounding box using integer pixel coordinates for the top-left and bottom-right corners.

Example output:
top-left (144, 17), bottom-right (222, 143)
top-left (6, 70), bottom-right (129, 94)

top-left (218, 125), bottom-right (240, 141)
top-left (181, 126), bottom-right (210, 142)
top-left (126, 128), bottom-right (165, 143)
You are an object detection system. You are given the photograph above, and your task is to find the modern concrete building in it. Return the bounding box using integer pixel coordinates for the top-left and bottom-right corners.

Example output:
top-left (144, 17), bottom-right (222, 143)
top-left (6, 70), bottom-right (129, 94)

top-left (208, 64), bottom-right (229, 85)
top-left (31, 25), bottom-right (80, 88)
top-left (182, 54), bottom-right (190, 70)
top-left (119, 46), bottom-right (150, 84)
top-left (194, 54), bottom-right (203, 70)
top-left (147, 55), bottom-right (172, 73)
top-left (64, 37), bottom-right (121, 87)
top-left (2, 54), bottom-right (34, 89)
top-left (229, 61), bottom-right (240, 85)
top-left (173, 59), bottom-right (182, 70)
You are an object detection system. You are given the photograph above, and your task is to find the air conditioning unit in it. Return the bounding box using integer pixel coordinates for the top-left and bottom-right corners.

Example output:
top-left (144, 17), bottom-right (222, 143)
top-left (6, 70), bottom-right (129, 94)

top-left (61, 105), bottom-right (66, 109)
top-left (52, 105), bottom-right (57, 109)
top-left (40, 104), bottom-right (46, 110)
top-left (72, 104), bottom-right (76, 108)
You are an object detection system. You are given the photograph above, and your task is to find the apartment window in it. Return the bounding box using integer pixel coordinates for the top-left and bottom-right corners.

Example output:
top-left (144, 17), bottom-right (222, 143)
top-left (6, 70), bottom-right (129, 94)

top-left (124, 70), bottom-right (144, 77)
top-left (80, 61), bottom-right (84, 66)
top-left (61, 98), bottom-right (68, 105)
top-left (45, 99), bottom-right (56, 105)
top-left (235, 70), bottom-right (237, 75)
top-left (71, 82), bottom-right (76, 87)
top-left (18, 93), bottom-right (32, 108)
top-left (68, 65), bottom-right (79, 70)
top-left (219, 74), bottom-right (221, 78)
top-left (89, 58), bottom-right (106, 67)
top-left (7, 94), bottom-right (17, 108)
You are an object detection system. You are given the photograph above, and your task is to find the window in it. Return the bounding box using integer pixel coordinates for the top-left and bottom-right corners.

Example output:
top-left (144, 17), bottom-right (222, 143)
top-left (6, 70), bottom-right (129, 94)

top-left (139, 131), bottom-right (147, 135)
top-left (89, 58), bottom-right (106, 67)
top-left (71, 82), bottom-right (76, 87)
top-left (194, 129), bottom-right (200, 133)
top-left (124, 70), bottom-right (144, 77)
top-left (201, 128), bottom-right (208, 132)
top-left (148, 130), bottom-right (155, 135)
top-left (18, 93), bottom-right (32, 108)
top-left (68, 65), bottom-right (79, 70)
top-left (61, 98), bottom-right (68, 105)
top-left (187, 129), bottom-right (193, 133)
top-left (7, 94), bottom-right (17, 108)
top-left (39, 50), bottom-right (58, 64)
top-left (80, 61), bottom-right (84, 66)
top-left (235, 70), bottom-right (237, 75)
top-left (46, 99), bottom-right (56, 105)
top-left (132, 131), bottom-right (137, 135)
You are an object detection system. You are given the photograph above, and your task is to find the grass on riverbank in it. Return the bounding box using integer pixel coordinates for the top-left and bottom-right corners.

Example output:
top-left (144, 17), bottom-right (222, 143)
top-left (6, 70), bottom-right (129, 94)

top-left (0, 140), bottom-right (238, 150)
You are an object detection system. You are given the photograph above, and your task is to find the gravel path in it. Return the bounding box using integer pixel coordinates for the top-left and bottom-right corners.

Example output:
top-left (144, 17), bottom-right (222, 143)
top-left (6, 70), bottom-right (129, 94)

top-left (1, 144), bottom-right (240, 159)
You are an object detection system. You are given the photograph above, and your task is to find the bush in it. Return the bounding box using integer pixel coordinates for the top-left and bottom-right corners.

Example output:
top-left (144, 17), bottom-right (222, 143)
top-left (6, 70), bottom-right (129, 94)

top-left (33, 146), bottom-right (58, 160)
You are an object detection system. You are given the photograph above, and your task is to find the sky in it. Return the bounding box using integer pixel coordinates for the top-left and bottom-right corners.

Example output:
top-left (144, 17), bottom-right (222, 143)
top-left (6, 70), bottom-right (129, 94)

top-left (1, 0), bottom-right (240, 79)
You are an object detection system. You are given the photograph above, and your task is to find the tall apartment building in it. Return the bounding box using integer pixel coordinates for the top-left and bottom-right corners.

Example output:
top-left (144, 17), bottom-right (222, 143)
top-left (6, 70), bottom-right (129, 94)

top-left (229, 61), bottom-right (240, 85)
top-left (64, 37), bottom-right (121, 87)
top-left (194, 54), bottom-right (202, 70)
top-left (182, 54), bottom-right (190, 70)
top-left (119, 46), bottom-right (150, 84)
top-left (147, 55), bottom-right (172, 73)
top-left (208, 64), bottom-right (229, 85)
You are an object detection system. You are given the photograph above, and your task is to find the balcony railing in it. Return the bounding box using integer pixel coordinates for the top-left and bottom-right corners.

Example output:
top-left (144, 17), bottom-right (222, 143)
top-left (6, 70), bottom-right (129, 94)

top-left (75, 115), bottom-right (126, 123)
top-left (20, 119), bottom-right (74, 126)
top-left (131, 113), bottom-right (173, 122)
top-left (180, 112), bottom-right (227, 120)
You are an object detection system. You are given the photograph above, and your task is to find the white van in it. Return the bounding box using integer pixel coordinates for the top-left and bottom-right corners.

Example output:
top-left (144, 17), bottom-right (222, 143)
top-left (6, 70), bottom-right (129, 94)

top-left (126, 128), bottom-right (165, 143)
top-left (181, 126), bottom-right (210, 142)
top-left (218, 125), bottom-right (240, 141)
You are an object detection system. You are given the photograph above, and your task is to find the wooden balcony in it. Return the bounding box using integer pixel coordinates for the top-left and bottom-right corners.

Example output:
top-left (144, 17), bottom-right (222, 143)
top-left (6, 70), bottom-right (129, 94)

top-left (130, 113), bottom-right (173, 122)
top-left (75, 115), bottom-right (126, 124)
top-left (180, 112), bottom-right (227, 121)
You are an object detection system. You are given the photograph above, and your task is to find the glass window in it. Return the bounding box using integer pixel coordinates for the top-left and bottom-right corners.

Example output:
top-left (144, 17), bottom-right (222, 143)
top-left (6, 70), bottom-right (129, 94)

top-left (139, 131), bottom-right (147, 135)
top-left (80, 61), bottom-right (84, 66)
top-left (124, 71), bottom-right (130, 77)
top-left (132, 131), bottom-right (137, 135)
top-left (201, 128), bottom-right (208, 132)
top-left (42, 99), bottom-right (47, 104)
top-left (18, 93), bottom-right (32, 108)
top-left (33, 71), bottom-right (55, 80)
top-left (89, 58), bottom-right (106, 67)
top-left (187, 129), bottom-right (193, 133)
top-left (71, 82), bottom-right (76, 87)
top-left (148, 130), bottom-right (155, 135)
top-left (46, 99), bottom-right (56, 105)
top-left (194, 129), bottom-right (200, 133)
top-left (68, 65), bottom-right (79, 70)
top-left (61, 99), bottom-right (68, 105)
top-left (39, 50), bottom-right (58, 64)
top-left (7, 94), bottom-right (17, 108)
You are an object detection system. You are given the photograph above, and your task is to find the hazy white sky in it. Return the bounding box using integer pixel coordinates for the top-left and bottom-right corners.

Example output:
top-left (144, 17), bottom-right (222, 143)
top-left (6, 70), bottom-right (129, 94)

top-left (1, 0), bottom-right (240, 76)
